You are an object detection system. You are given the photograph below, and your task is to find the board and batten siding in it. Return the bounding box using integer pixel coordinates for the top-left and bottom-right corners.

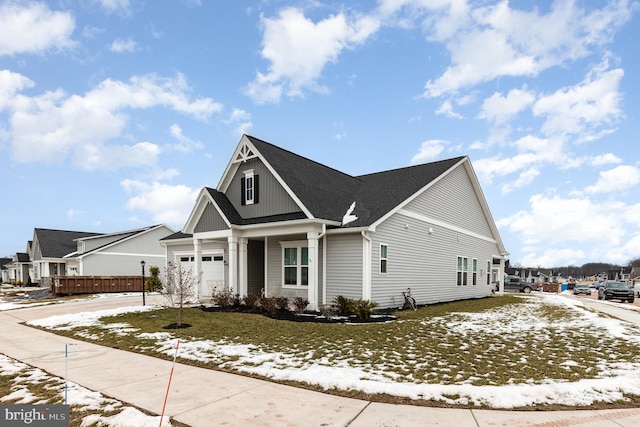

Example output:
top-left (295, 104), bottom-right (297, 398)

top-left (227, 158), bottom-right (300, 218)
top-left (324, 233), bottom-right (363, 303)
top-left (405, 163), bottom-right (493, 238)
top-left (195, 203), bottom-right (228, 232)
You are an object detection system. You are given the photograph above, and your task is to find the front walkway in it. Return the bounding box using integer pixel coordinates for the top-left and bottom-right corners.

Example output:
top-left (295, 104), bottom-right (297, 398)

top-left (1, 294), bottom-right (640, 426)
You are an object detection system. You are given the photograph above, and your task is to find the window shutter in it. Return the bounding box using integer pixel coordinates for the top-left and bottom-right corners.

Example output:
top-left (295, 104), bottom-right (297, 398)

top-left (254, 175), bottom-right (259, 203)
top-left (240, 177), bottom-right (246, 205)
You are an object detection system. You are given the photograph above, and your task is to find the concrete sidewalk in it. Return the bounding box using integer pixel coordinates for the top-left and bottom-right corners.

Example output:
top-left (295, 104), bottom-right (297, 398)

top-left (2, 294), bottom-right (640, 426)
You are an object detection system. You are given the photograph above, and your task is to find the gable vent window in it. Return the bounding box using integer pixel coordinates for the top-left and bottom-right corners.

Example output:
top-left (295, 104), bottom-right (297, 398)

top-left (241, 169), bottom-right (260, 205)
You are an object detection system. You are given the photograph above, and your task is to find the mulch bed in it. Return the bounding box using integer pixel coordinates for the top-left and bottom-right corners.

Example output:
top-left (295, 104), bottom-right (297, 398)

top-left (198, 305), bottom-right (397, 324)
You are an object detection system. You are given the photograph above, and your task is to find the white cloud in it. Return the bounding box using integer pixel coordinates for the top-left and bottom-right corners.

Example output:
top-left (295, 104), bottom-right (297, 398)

top-left (584, 165), bottom-right (640, 194)
top-left (533, 64), bottom-right (623, 139)
top-left (498, 194), bottom-right (640, 266)
top-left (435, 100), bottom-right (462, 119)
top-left (500, 168), bottom-right (540, 195)
top-left (224, 108), bottom-right (253, 138)
top-left (5, 72), bottom-right (222, 169)
top-left (422, 1), bottom-right (632, 97)
top-left (168, 124), bottom-right (203, 153)
top-left (0, 70), bottom-right (34, 110)
top-left (74, 141), bottom-right (161, 171)
top-left (479, 87), bottom-right (536, 125)
top-left (110, 38), bottom-right (138, 53)
top-left (245, 7), bottom-right (380, 103)
top-left (121, 179), bottom-right (199, 226)
top-left (96, 0), bottom-right (131, 16)
top-left (411, 139), bottom-right (447, 164)
top-left (0, 2), bottom-right (75, 56)
top-left (591, 153), bottom-right (622, 166)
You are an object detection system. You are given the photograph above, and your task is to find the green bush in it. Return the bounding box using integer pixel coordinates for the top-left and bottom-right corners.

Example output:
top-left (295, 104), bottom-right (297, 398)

top-left (333, 295), bottom-right (354, 316)
top-left (352, 299), bottom-right (379, 320)
top-left (145, 266), bottom-right (163, 292)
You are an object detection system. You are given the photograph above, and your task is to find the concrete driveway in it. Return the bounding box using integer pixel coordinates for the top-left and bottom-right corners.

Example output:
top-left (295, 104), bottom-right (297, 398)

top-left (2, 292), bottom-right (640, 426)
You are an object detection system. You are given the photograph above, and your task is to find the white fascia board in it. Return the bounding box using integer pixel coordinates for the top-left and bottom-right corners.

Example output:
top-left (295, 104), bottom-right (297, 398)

top-left (217, 135), bottom-right (314, 220)
top-left (326, 226), bottom-right (371, 235)
top-left (462, 159), bottom-right (508, 255)
top-left (370, 157), bottom-right (466, 230)
top-left (183, 188), bottom-right (233, 233)
top-left (217, 134), bottom-right (255, 191)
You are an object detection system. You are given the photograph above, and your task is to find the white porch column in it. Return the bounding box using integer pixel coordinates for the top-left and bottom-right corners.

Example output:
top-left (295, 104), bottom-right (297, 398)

top-left (228, 236), bottom-right (238, 293)
top-left (194, 238), bottom-right (202, 298)
top-left (238, 237), bottom-right (248, 297)
top-left (307, 231), bottom-right (318, 310)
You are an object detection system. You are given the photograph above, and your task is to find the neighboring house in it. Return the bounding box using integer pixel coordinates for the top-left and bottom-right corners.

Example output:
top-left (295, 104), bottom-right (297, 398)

top-left (30, 225), bottom-right (174, 287)
top-left (64, 224), bottom-right (175, 278)
top-left (161, 134), bottom-right (508, 309)
top-left (6, 252), bottom-right (32, 285)
top-left (0, 258), bottom-right (11, 283)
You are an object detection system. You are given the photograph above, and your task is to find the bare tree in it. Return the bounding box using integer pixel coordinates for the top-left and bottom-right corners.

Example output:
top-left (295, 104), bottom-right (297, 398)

top-left (162, 262), bottom-right (201, 327)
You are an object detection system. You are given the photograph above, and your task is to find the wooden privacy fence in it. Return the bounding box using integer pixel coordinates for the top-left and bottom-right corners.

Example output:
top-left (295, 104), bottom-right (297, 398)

top-left (52, 276), bottom-right (144, 295)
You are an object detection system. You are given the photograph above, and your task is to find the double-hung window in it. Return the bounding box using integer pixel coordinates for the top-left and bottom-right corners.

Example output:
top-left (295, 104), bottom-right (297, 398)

top-left (472, 258), bottom-right (477, 285)
top-left (380, 244), bottom-right (388, 274)
top-left (457, 256), bottom-right (468, 286)
top-left (281, 242), bottom-right (308, 287)
top-left (486, 261), bottom-right (491, 285)
top-left (243, 169), bottom-right (254, 205)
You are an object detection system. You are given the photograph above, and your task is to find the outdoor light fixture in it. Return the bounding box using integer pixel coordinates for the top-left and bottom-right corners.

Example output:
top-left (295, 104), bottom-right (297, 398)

top-left (140, 260), bottom-right (146, 306)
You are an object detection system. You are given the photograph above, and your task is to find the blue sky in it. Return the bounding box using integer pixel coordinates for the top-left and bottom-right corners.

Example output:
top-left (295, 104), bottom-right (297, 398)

top-left (1, 0), bottom-right (639, 268)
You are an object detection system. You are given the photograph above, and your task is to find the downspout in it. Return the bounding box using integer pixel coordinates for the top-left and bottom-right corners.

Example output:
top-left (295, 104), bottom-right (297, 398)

top-left (361, 230), bottom-right (372, 301)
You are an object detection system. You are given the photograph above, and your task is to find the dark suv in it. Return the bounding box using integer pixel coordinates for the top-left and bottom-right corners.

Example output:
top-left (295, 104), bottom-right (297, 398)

top-left (598, 281), bottom-right (634, 303)
top-left (503, 276), bottom-right (537, 294)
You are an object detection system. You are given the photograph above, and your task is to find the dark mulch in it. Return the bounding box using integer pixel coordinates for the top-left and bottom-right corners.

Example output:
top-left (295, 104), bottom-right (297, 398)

top-left (198, 305), bottom-right (397, 324)
top-left (163, 323), bottom-right (192, 329)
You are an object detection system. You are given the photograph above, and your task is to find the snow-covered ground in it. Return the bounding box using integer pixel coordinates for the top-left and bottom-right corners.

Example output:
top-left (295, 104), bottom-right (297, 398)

top-left (5, 291), bottom-right (640, 411)
top-left (0, 354), bottom-right (172, 426)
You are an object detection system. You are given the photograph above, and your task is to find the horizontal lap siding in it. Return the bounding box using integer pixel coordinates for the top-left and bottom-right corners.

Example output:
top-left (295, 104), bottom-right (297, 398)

top-left (325, 234), bottom-right (363, 302)
top-left (371, 163), bottom-right (496, 308)
top-left (371, 215), bottom-right (494, 308)
top-left (406, 164), bottom-right (493, 238)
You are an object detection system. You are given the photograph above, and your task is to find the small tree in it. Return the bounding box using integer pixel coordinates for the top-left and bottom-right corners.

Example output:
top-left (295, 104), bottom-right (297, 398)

top-left (145, 265), bottom-right (163, 292)
top-left (162, 262), bottom-right (201, 327)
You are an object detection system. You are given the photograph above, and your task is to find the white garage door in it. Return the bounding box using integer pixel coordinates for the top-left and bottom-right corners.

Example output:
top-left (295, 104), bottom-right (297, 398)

top-left (178, 254), bottom-right (224, 300)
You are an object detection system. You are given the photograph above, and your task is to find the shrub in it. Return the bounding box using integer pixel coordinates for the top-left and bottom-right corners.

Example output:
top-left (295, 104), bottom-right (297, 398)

top-left (145, 266), bottom-right (163, 292)
top-left (211, 287), bottom-right (235, 308)
top-left (352, 299), bottom-right (379, 320)
top-left (242, 293), bottom-right (260, 310)
top-left (260, 296), bottom-right (289, 315)
top-left (292, 296), bottom-right (309, 313)
top-left (333, 295), bottom-right (354, 316)
top-left (318, 304), bottom-right (338, 320)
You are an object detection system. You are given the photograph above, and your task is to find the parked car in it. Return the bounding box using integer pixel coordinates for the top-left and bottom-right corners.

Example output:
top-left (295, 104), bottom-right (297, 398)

top-left (573, 284), bottom-right (592, 295)
top-left (503, 276), bottom-right (538, 294)
top-left (597, 281), bottom-right (634, 303)
top-left (634, 283), bottom-right (640, 297)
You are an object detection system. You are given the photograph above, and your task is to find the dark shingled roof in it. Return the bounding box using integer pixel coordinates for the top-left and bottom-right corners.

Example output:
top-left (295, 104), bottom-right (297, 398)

top-left (16, 253), bottom-right (30, 262)
top-left (34, 228), bottom-right (102, 258)
top-left (160, 231), bottom-right (193, 241)
top-left (245, 135), bottom-right (465, 227)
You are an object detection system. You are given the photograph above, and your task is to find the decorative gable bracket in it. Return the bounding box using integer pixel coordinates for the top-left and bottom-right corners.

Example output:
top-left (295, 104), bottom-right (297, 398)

top-left (233, 143), bottom-right (257, 163)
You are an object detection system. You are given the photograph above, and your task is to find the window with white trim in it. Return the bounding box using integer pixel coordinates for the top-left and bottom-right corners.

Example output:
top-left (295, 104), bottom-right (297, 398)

top-left (241, 169), bottom-right (259, 205)
top-left (281, 242), bottom-right (308, 287)
top-left (457, 256), bottom-right (468, 286)
top-left (472, 258), bottom-right (477, 285)
top-left (380, 244), bottom-right (388, 274)
top-left (486, 261), bottom-right (491, 285)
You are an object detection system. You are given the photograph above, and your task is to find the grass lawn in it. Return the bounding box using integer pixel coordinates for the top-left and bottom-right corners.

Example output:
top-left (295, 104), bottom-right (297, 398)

top-left (28, 294), bottom-right (640, 409)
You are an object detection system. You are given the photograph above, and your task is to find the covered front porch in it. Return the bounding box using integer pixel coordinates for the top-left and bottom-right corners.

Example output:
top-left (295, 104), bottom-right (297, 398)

top-left (190, 221), bottom-right (327, 310)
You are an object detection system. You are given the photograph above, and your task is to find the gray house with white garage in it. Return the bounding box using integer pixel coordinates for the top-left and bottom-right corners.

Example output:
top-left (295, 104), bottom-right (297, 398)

top-left (161, 135), bottom-right (508, 309)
